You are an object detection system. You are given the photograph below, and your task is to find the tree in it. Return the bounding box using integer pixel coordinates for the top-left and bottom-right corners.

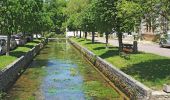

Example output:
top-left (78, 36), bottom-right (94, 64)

top-left (46, 0), bottom-right (67, 34)
top-left (92, 0), bottom-right (116, 48)
top-left (0, 0), bottom-right (54, 55)
top-left (40, 12), bottom-right (53, 34)
top-left (114, 0), bottom-right (142, 52)
top-left (65, 0), bottom-right (90, 38)
top-left (80, 0), bottom-right (97, 43)
top-left (17, 0), bottom-right (33, 34)
top-left (1, 0), bottom-right (20, 55)
top-left (31, 0), bottom-right (44, 38)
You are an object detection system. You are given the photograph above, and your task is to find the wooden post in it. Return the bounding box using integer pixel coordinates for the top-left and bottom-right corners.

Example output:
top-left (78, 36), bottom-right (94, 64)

top-left (133, 41), bottom-right (138, 53)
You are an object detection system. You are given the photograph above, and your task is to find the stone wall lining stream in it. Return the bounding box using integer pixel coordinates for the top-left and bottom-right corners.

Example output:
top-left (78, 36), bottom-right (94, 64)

top-left (0, 39), bottom-right (47, 92)
top-left (68, 38), bottom-right (170, 100)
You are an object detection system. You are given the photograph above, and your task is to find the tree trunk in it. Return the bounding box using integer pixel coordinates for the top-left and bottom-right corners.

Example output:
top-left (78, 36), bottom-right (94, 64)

top-left (76, 31), bottom-right (78, 37)
top-left (42, 32), bottom-right (44, 37)
top-left (36, 33), bottom-right (38, 39)
top-left (23, 31), bottom-right (26, 36)
top-left (85, 32), bottom-right (87, 40)
top-left (92, 32), bottom-right (95, 44)
top-left (74, 31), bottom-right (75, 37)
top-left (6, 34), bottom-right (11, 56)
top-left (31, 33), bottom-right (34, 41)
top-left (168, 21), bottom-right (170, 30)
top-left (105, 32), bottom-right (109, 49)
top-left (79, 30), bottom-right (82, 38)
top-left (118, 33), bottom-right (123, 52)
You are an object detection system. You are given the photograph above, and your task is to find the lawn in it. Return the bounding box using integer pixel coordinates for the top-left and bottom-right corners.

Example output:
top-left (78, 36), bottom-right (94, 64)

top-left (0, 40), bottom-right (40, 70)
top-left (71, 37), bottom-right (170, 90)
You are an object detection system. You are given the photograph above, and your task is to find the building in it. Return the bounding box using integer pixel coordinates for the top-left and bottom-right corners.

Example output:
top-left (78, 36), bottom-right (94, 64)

top-left (140, 15), bottom-right (170, 41)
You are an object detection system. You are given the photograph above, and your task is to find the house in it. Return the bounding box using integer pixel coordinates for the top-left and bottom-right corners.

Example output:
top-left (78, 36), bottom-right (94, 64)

top-left (140, 15), bottom-right (170, 41)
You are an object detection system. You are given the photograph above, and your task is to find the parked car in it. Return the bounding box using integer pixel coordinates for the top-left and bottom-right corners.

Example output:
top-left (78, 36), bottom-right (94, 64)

top-left (0, 39), bottom-right (6, 55)
top-left (33, 34), bottom-right (42, 38)
top-left (0, 35), bottom-right (17, 50)
top-left (160, 31), bottom-right (170, 47)
top-left (24, 33), bottom-right (33, 42)
top-left (13, 34), bottom-right (27, 46)
top-left (10, 36), bottom-right (17, 49)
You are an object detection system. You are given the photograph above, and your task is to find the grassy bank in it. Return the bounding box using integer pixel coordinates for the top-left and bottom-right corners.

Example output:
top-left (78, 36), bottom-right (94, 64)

top-left (71, 37), bottom-right (170, 90)
top-left (0, 40), bottom-right (40, 70)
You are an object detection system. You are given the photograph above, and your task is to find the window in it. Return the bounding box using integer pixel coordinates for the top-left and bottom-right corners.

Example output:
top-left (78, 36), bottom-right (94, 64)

top-left (0, 40), bottom-right (6, 46)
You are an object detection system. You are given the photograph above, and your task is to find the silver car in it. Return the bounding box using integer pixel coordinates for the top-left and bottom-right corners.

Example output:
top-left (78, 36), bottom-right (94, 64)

top-left (10, 36), bottom-right (18, 49)
top-left (0, 35), bottom-right (17, 50)
top-left (160, 33), bottom-right (170, 47)
top-left (0, 39), bottom-right (6, 54)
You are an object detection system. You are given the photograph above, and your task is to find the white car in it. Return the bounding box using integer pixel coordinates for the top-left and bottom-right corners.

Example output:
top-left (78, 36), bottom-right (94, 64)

top-left (160, 33), bottom-right (170, 47)
top-left (33, 34), bottom-right (42, 38)
top-left (0, 39), bottom-right (6, 55)
top-left (13, 35), bottom-right (27, 46)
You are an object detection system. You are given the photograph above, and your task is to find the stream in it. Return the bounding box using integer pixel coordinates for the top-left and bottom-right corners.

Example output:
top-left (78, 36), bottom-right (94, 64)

top-left (5, 39), bottom-right (125, 100)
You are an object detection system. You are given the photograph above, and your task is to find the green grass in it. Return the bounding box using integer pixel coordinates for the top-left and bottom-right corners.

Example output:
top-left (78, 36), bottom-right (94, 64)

top-left (71, 37), bottom-right (170, 90)
top-left (83, 81), bottom-right (119, 99)
top-left (0, 40), bottom-right (40, 70)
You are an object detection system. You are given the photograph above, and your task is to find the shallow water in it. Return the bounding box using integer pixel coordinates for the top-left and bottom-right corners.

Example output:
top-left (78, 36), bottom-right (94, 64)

top-left (6, 40), bottom-right (124, 100)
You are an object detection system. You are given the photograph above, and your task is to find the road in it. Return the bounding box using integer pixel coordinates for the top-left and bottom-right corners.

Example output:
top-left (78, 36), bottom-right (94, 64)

top-left (88, 37), bottom-right (170, 58)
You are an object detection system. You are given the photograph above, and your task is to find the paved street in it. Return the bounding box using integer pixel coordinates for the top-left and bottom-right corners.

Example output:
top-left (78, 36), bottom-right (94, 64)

top-left (88, 37), bottom-right (170, 58)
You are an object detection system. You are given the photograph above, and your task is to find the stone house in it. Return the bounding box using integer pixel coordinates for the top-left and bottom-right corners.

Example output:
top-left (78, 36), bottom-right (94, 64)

top-left (140, 15), bottom-right (170, 41)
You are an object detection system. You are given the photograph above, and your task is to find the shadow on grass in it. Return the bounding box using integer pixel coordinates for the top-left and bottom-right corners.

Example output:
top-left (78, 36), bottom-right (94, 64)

top-left (85, 42), bottom-right (104, 45)
top-left (121, 59), bottom-right (170, 82)
top-left (9, 41), bottom-right (39, 58)
top-left (93, 47), bottom-right (118, 50)
top-left (99, 49), bottom-right (119, 59)
top-left (32, 40), bottom-right (40, 44)
top-left (23, 45), bottom-right (35, 49)
top-left (10, 46), bottom-right (32, 58)
top-left (77, 39), bottom-right (85, 42)
top-left (10, 51), bottom-right (27, 58)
